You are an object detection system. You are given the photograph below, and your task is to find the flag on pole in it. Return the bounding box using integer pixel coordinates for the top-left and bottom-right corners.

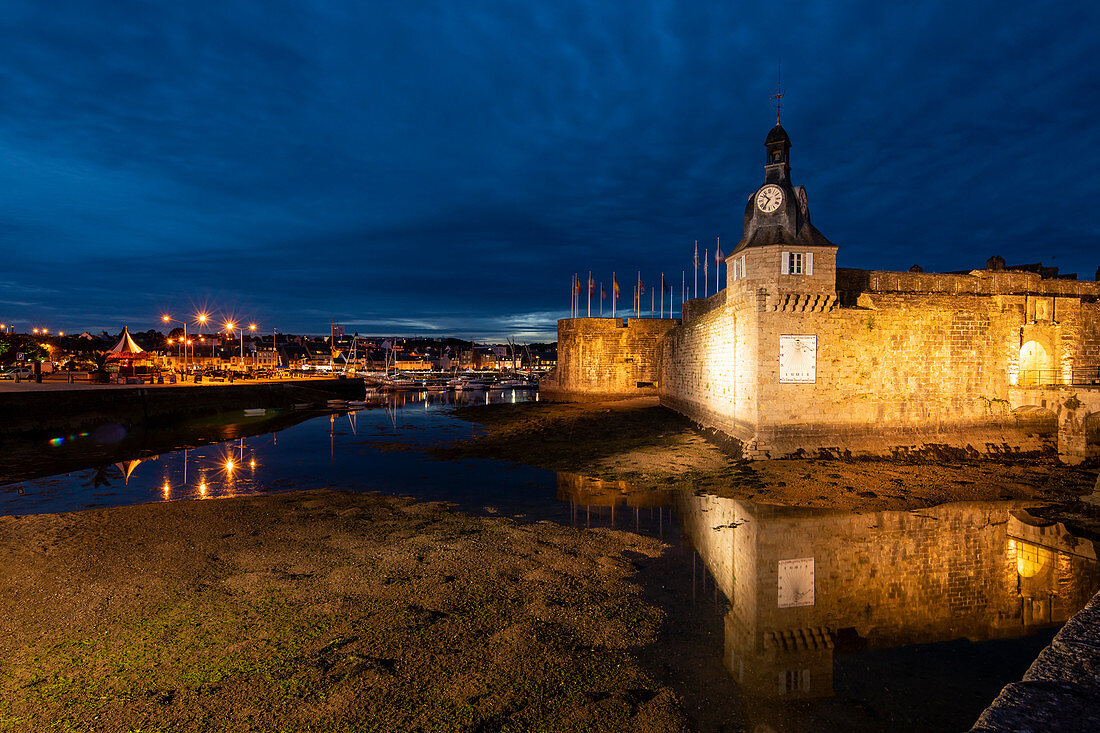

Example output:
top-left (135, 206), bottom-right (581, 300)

top-left (612, 272), bottom-right (619, 318)
top-left (587, 270), bottom-right (593, 318)
top-left (573, 274), bottom-right (581, 318)
top-left (660, 273), bottom-right (665, 318)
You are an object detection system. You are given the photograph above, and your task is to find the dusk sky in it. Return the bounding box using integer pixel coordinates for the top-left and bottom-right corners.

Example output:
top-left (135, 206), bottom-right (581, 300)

top-left (2, 1), bottom-right (1098, 341)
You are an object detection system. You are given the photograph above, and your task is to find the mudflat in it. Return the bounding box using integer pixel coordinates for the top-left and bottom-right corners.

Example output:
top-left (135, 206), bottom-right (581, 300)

top-left (438, 397), bottom-right (1099, 512)
top-left (0, 490), bottom-right (690, 732)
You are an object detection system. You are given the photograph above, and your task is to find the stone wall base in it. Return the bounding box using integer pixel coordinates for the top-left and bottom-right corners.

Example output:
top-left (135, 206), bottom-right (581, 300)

top-left (660, 393), bottom-right (1057, 460)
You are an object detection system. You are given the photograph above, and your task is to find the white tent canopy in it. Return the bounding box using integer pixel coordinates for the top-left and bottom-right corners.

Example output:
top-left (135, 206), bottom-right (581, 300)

top-left (109, 327), bottom-right (145, 355)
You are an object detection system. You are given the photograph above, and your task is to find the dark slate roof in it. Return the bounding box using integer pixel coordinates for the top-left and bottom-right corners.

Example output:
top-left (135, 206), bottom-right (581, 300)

top-left (765, 123), bottom-right (790, 145)
top-left (737, 223), bottom-right (832, 249)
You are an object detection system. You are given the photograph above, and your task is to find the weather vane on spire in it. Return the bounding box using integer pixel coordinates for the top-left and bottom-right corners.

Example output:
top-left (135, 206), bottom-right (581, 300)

top-left (772, 64), bottom-right (783, 125)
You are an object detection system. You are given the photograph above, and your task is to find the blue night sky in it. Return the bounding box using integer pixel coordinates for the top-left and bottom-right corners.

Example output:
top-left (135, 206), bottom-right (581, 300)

top-left (2, 1), bottom-right (1098, 340)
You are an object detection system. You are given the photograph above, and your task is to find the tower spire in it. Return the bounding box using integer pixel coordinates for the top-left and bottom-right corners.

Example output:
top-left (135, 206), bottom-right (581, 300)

top-left (772, 64), bottom-right (783, 125)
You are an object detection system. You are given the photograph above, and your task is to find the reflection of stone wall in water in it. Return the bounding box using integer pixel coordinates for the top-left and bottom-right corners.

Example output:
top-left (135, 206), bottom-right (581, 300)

top-left (555, 472), bottom-right (670, 510)
top-left (674, 492), bottom-right (1100, 700)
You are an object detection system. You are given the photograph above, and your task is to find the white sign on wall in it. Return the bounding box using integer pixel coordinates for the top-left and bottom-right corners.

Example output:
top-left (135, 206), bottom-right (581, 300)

top-left (777, 557), bottom-right (815, 608)
top-left (779, 335), bottom-right (817, 383)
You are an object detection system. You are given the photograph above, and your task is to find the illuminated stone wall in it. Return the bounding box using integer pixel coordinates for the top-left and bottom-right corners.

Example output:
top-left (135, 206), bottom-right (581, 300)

top-left (658, 266), bottom-right (1100, 457)
top-left (659, 295), bottom-right (759, 445)
top-left (546, 260), bottom-right (1100, 454)
top-left (541, 317), bottom-right (678, 400)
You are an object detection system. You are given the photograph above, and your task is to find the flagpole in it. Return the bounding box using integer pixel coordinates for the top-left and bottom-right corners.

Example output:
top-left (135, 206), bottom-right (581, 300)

top-left (693, 240), bottom-right (698, 299)
top-left (716, 236), bottom-right (722, 292)
top-left (704, 249), bottom-right (709, 297)
top-left (599, 281), bottom-right (604, 317)
top-left (587, 271), bottom-right (592, 318)
top-left (660, 273), bottom-right (664, 318)
top-left (681, 271), bottom-right (685, 315)
top-left (612, 272), bottom-right (617, 319)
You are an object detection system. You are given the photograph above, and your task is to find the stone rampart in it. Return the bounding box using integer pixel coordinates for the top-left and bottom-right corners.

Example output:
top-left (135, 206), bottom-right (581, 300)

top-left (659, 297), bottom-right (759, 447)
top-left (660, 284), bottom-right (1085, 457)
top-left (681, 289), bottom-right (727, 322)
top-left (540, 317), bottom-right (678, 401)
top-left (838, 267), bottom-right (1100, 299)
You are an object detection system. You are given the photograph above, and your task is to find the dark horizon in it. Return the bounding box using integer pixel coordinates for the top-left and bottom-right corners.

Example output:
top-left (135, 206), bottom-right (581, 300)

top-left (3, 2), bottom-right (1098, 341)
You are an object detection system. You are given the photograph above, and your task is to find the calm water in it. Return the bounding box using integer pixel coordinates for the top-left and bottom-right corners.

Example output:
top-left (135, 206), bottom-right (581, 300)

top-left (3, 390), bottom-right (1096, 731)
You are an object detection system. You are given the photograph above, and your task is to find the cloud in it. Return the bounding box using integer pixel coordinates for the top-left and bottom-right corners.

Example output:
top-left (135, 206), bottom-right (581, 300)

top-left (0, 1), bottom-right (1097, 336)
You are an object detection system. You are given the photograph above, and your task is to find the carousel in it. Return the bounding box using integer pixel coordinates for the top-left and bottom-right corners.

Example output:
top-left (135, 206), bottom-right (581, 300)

top-left (107, 327), bottom-right (153, 380)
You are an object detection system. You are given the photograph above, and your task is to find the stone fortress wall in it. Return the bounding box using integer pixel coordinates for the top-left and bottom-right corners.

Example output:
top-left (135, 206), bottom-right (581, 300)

top-left (539, 317), bottom-right (678, 401)
top-left (658, 264), bottom-right (1100, 458)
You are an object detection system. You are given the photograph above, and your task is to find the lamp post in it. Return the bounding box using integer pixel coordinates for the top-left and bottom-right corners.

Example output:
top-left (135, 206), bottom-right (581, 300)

top-left (249, 323), bottom-right (257, 367)
top-left (195, 313), bottom-right (208, 369)
top-left (162, 315), bottom-right (189, 374)
top-left (225, 321), bottom-right (251, 372)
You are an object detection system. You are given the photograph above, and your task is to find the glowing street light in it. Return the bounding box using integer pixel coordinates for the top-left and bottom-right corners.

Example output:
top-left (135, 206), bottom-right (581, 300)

top-left (162, 314), bottom-right (190, 372)
top-left (225, 321), bottom-right (256, 364)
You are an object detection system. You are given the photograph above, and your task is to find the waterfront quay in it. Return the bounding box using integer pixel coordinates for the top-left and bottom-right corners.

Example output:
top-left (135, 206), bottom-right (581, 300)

top-left (0, 377), bottom-right (365, 438)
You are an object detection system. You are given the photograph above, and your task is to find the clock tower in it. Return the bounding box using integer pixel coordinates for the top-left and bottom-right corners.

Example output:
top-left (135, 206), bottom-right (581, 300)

top-left (726, 121), bottom-right (838, 303)
top-left (732, 123), bottom-right (833, 253)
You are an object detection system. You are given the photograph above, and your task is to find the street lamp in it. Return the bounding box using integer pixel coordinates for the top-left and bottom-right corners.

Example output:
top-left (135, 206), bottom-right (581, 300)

top-left (162, 315), bottom-right (189, 373)
top-left (167, 338), bottom-right (181, 364)
top-left (225, 321), bottom-right (244, 371)
top-left (249, 323), bottom-right (257, 367)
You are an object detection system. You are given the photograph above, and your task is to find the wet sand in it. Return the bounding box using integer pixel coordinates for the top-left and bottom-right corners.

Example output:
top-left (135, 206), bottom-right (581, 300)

top-left (0, 491), bottom-right (692, 732)
top-left (439, 397), bottom-right (1099, 512)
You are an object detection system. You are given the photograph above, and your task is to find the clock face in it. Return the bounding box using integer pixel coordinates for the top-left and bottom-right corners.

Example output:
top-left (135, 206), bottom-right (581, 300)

top-left (755, 185), bottom-right (784, 214)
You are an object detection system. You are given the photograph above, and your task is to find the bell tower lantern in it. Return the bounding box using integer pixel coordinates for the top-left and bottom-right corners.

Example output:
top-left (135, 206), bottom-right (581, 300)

top-left (764, 124), bottom-right (791, 183)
